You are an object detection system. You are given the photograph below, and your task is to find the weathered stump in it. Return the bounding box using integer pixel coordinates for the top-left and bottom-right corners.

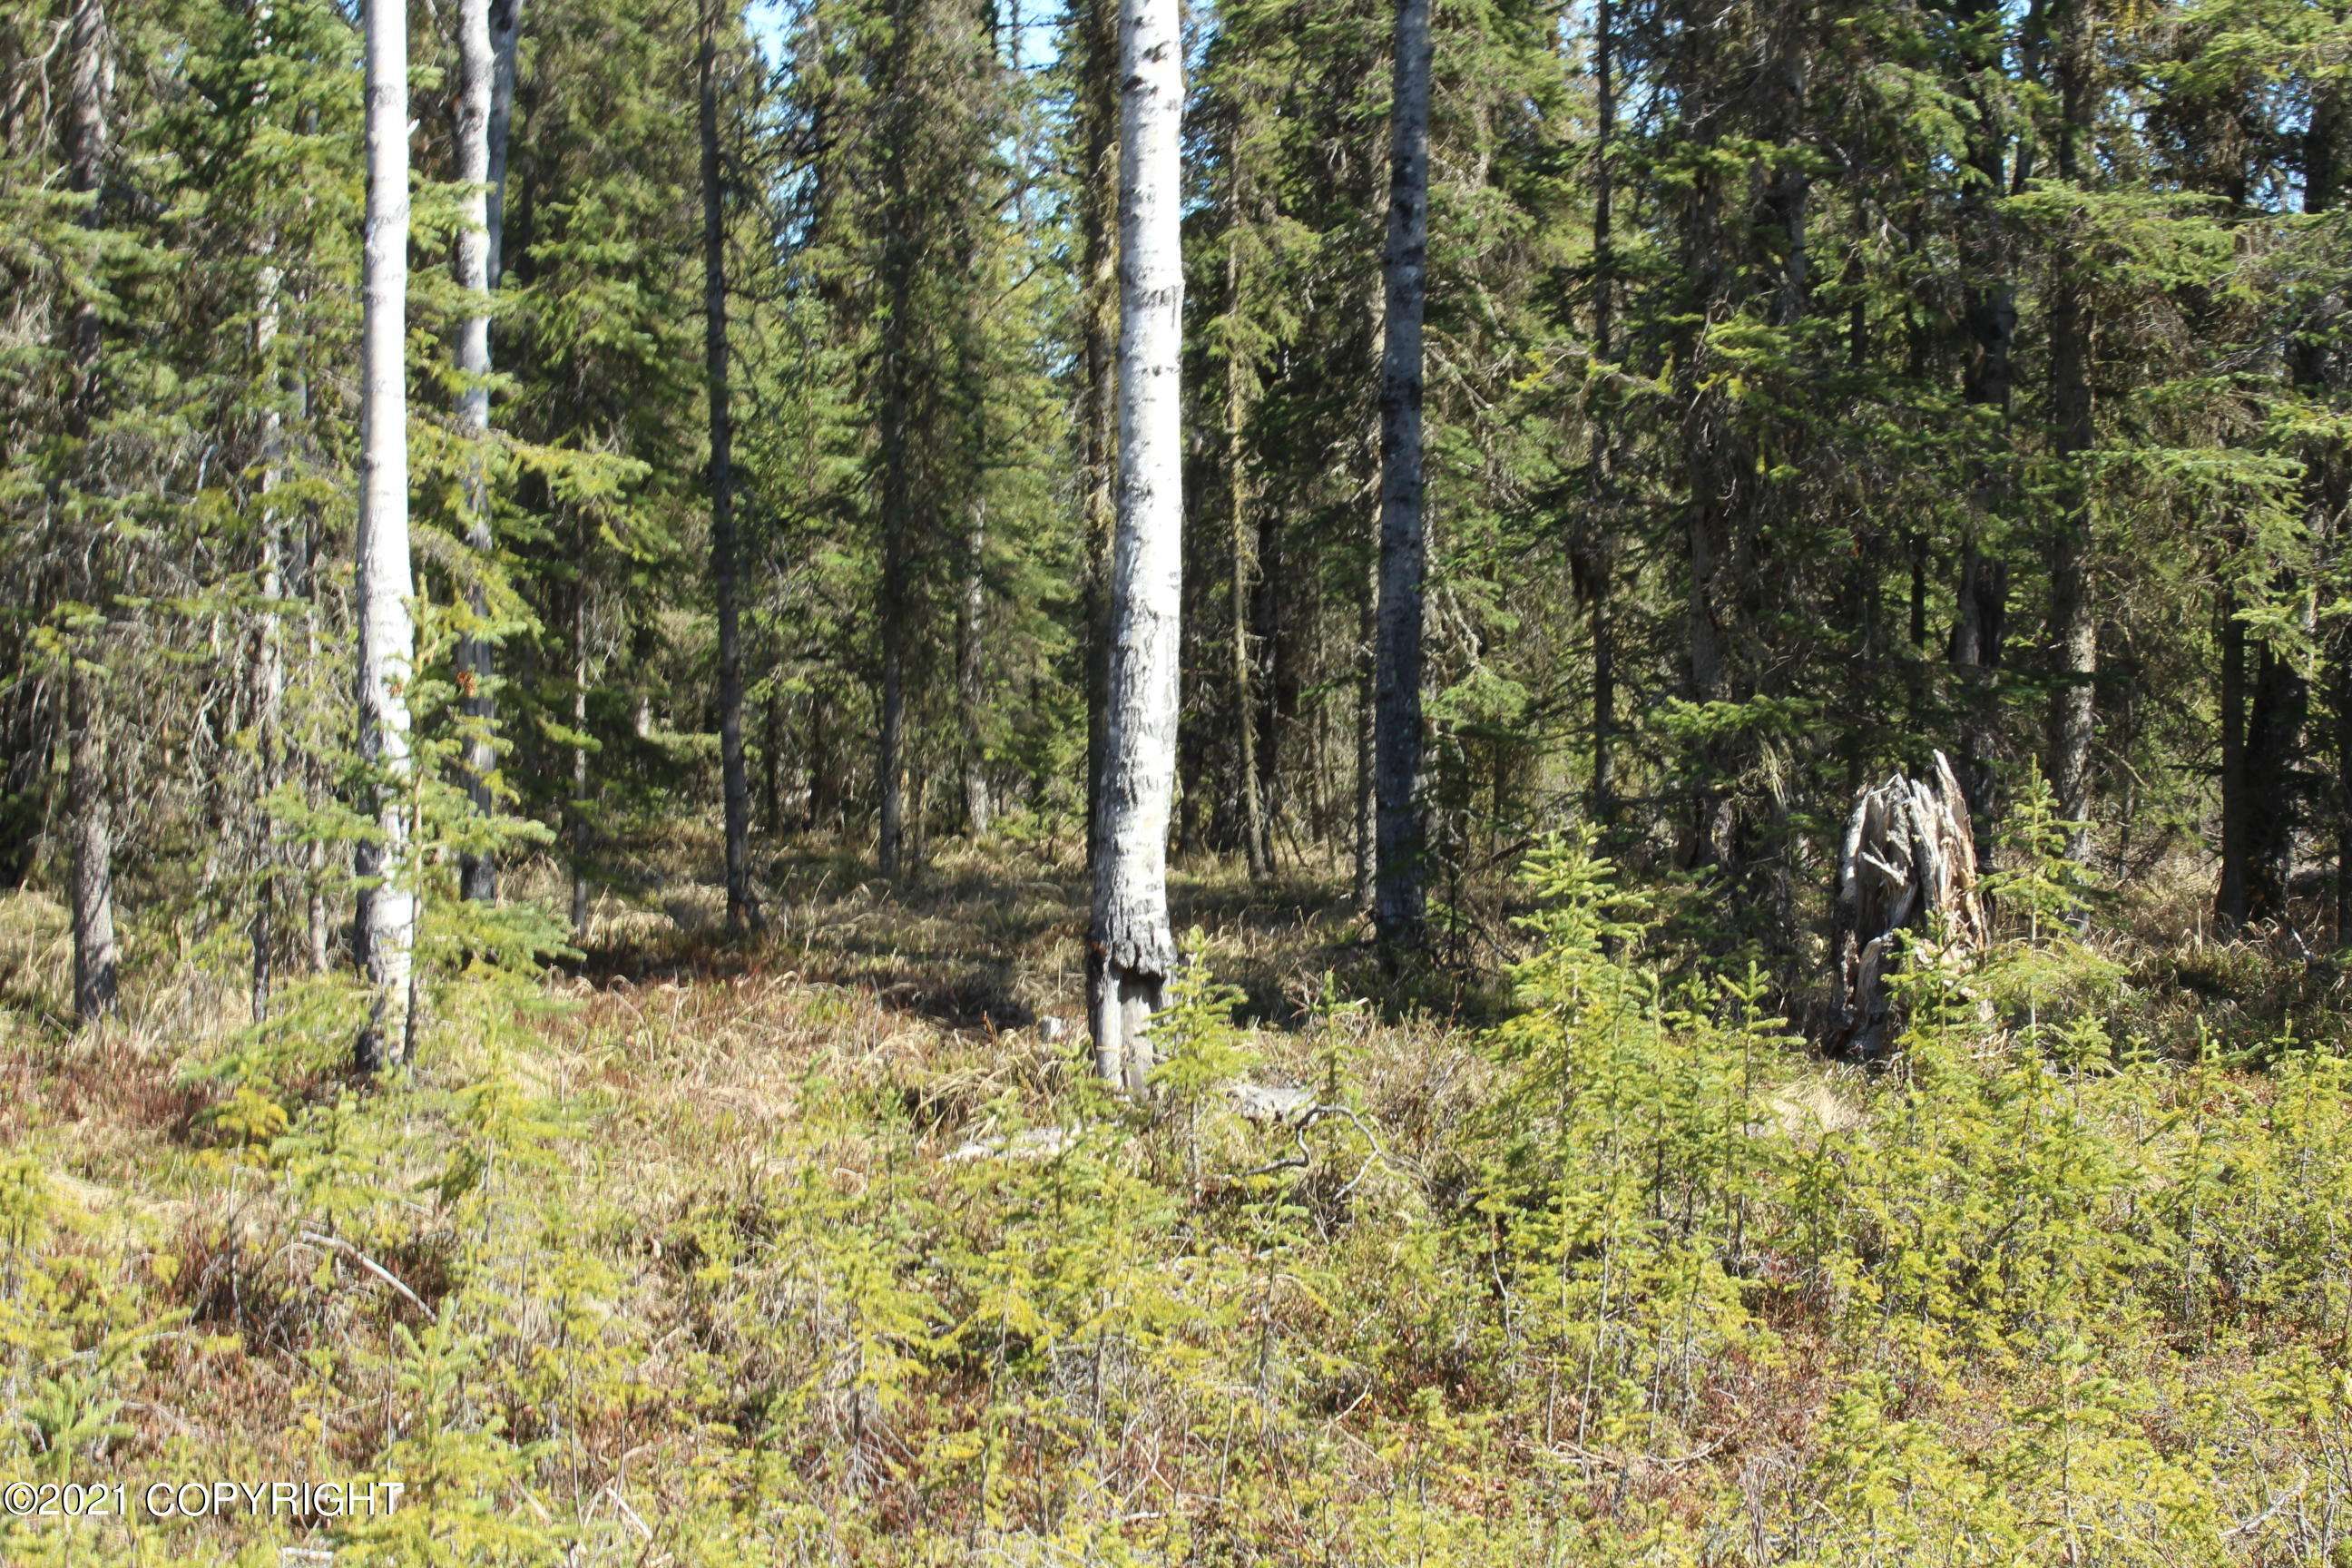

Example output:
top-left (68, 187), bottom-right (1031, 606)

top-left (1834, 750), bottom-right (1987, 1057)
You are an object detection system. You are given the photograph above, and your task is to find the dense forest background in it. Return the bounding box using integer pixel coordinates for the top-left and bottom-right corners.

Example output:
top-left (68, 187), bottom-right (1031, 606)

top-left (8, 0), bottom-right (2347, 988)
top-left (7, 0), bottom-right (2352, 1561)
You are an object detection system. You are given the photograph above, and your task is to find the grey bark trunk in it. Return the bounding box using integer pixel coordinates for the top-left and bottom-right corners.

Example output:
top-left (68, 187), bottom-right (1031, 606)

top-left (354, 0), bottom-right (418, 1071)
top-left (1090, 0), bottom-right (1183, 1093)
top-left (699, 15), bottom-right (758, 929)
top-left (2296, 88), bottom-right (2352, 936)
top-left (454, 0), bottom-right (522, 903)
top-left (1354, 544), bottom-right (1377, 914)
top-left (958, 499), bottom-right (991, 837)
top-left (64, 0), bottom-right (116, 1024)
top-left (1947, 0), bottom-right (2014, 849)
top-left (252, 247), bottom-right (285, 1022)
top-left (569, 544), bottom-right (591, 943)
top-left (1581, 0), bottom-right (1616, 826)
top-left (875, 54), bottom-right (913, 879)
top-left (248, 1), bottom-right (286, 1022)
top-left (2044, 0), bottom-right (2096, 863)
top-left (1372, 0), bottom-right (1432, 956)
top-left (1079, 0), bottom-right (1118, 932)
top-left (1224, 173), bottom-right (1271, 882)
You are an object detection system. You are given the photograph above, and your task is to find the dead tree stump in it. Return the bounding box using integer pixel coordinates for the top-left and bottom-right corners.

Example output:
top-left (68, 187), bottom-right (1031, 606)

top-left (1833, 750), bottom-right (1988, 1057)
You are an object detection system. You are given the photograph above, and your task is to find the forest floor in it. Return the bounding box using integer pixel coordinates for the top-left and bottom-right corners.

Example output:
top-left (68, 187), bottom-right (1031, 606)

top-left (5, 830), bottom-right (2352, 1565)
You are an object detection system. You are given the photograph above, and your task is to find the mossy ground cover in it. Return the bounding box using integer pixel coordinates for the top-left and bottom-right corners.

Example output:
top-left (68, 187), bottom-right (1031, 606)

top-left (5, 825), bottom-right (2352, 1565)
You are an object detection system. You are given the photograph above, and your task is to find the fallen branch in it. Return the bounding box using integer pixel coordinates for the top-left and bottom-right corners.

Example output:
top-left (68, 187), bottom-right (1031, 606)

top-left (296, 1230), bottom-right (430, 1316)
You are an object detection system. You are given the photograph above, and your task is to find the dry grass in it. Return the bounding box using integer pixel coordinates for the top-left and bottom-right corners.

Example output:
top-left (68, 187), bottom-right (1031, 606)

top-left (5, 834), bottom-right (2352, 1564)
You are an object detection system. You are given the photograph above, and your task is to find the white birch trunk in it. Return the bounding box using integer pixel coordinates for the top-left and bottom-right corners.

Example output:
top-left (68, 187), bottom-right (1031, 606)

top-left (1089, 0), bottom-right (1183, 1094)
top-left (454, 0), bottom-right (520, 903)
top-left (354, 0), bottom-right (416, 1071)
top-left (252, 243), bottom-right (285, 1023)
top-left (250, 0), bottom-right (285, 1022)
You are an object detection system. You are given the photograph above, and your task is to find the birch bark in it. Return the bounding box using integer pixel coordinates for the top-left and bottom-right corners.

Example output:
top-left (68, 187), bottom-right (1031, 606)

top-left (1090, 0), bottom-right (1183, 1093)
top-left (454, 0), bottom-right (522, 902)
top-left (354, 0), bottom-right (417, 1071)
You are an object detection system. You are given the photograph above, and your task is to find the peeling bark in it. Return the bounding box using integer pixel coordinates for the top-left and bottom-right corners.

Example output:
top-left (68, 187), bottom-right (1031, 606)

top-left (1090, 0), bottom-right (1183, 1093)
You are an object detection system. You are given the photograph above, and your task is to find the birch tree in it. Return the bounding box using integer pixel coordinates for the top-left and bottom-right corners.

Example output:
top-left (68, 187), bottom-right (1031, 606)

top-left (455, 0), bottom-right (523, 903)
top-left (354, 0), bottom-right (417, 1071)
top-left (1090, 0), bottom-right (1181, 1093)
top-left (1371, 0), bottom-right (1431, 956)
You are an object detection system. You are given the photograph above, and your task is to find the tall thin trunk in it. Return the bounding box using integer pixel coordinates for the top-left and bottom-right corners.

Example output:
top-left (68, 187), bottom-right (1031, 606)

top-left (248, 0), bottom-right (286, 1023)
top-left (762, 689), bottom-right (782, 831)
top-left (568, 540), bottom-right (591, 942)
top-left (454, 0), bottom-right (523, 903)
top-left (1354, 544), bottom-right (1377, 912)
top-left (808, 700), bottom-right (837, 832)
top-left (699, 12), bottom-right (757, 928)
top-left (1091, 0), bottom-right (1182, 1093)
top-left (2218, 594), bottom-right (2250, 926)
top-left (251, 249), bottom-right (285, 1022)
top-left (1948, 0), bottom-right (2014, 850)
top-left (2044, 0), bottom-right (2096, 861)
top-left (1372, 0), bottom-right (1432, 957)
top-left (1581, 0), bottom-right (1616, 826)
top-left (1079, 0), bottom-right (1118, 927)
top-left (874, 21), bottom-right (915, 880)
top-left (2219, 114), bottom-right (2318, 930)
top-left (958, 497), bottom-right (991, 836)
top-left (301, 495), bottom-right (328, 975)
top-left (2298, 85), bottom-right (2352, 936)
top-left (353, 0), bottom-right (417, 1071)
top-left (1224, 172), bottom-right (1270, 880)
top-left (63, 0), bottom-right (115, 1024)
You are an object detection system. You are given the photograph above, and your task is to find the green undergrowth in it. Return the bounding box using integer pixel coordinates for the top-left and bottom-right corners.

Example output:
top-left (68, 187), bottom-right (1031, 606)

top-left (5, 828), bottom-right (2352, 1564)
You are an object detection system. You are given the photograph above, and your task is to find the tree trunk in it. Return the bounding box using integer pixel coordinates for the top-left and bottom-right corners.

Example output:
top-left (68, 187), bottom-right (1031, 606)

top-left (1079, 0), bottom-right (1118, 935)
top-left (1091, 0), bottom-right (1183, 1094)
top-left (699, 11), bottom-right (758, 930)
top-left (2298, 84), bottom-right (2352, 939)
top-left (2245, 639), bottom-right (2306, 920)
top-left (354, 0), bottom-right (417, 1071)
top-left (958, 497), bottom-right (991, 837)
top-left (1948, 0), bottom-right (2014, 852)
top-left (246, 0), bottom-right (288, 1023)
top-left (251, 244), bottom-right (285, 1023)
top-left (454, 0), bottom-right (523, 903)
top-left (1252, 498), bottom-right (1288, 858)
top-left (569, 544), bottom-right (591, 943)
top-left (2218, 593), bottom-right (2249, 928)
top-left (762, 690), bottom-right (782, 833)
top-left (1580, 0), bottom-right (1616, 826)
top-left (300, 499), bottom-right (329, 976)
top-left (68, 672), bottom-right (116, 1024)
top-left (875, 213), bottom-right (910, 882)
top-left (1224, 160), bottom-right (1271, 882)
top-left (2044, 0), bottom-right (2096, 863)
top-left (1372, 0), bottom-right (1432, 957)
top-left (62, 0), bottom-right (115, 1024)
top-left (1354, 541), bottom-right (1377, 913)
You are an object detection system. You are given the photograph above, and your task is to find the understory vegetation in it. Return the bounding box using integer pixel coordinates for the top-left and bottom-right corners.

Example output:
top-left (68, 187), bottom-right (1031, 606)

top-left (8, 805), bottom-right (2352, 1566)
